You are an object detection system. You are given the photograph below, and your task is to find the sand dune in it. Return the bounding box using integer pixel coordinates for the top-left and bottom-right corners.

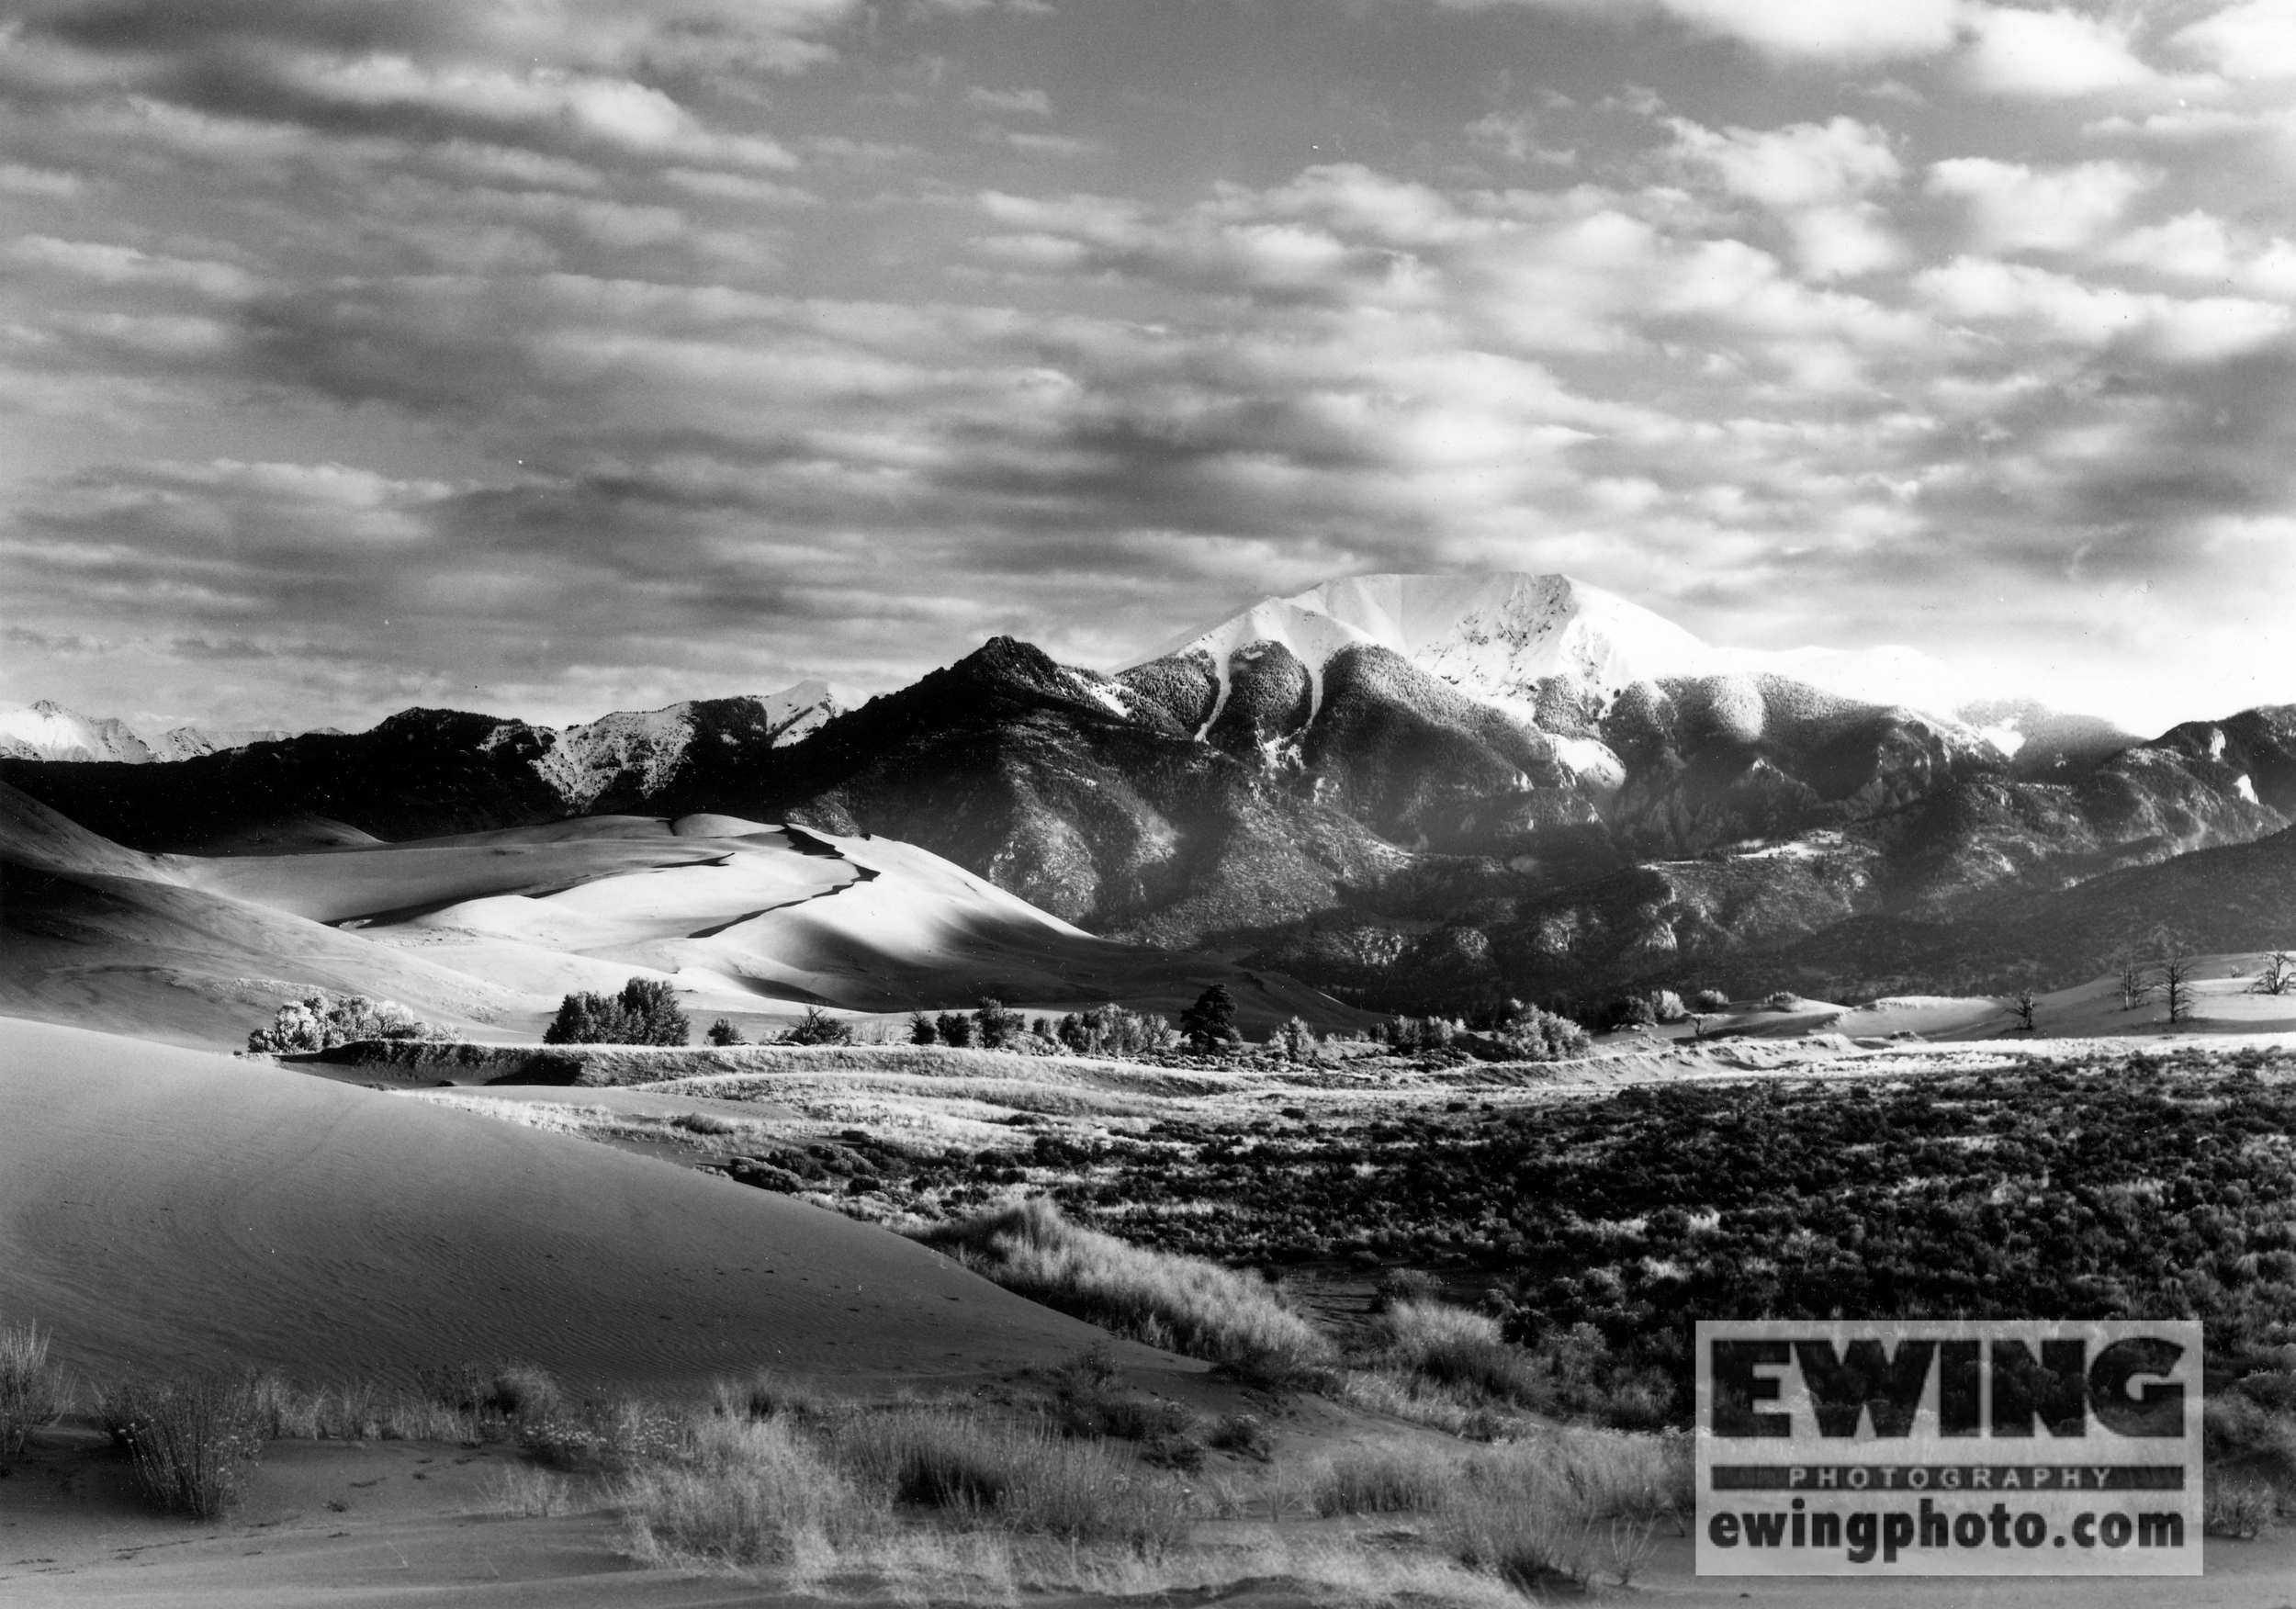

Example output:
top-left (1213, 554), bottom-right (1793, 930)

top-left (0, 1018), bottom-right (1174, 1391)
top-left (5, 782), bottom-right (1361, 1046)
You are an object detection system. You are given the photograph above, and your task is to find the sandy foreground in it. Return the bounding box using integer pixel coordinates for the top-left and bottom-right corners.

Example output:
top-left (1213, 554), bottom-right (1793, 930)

top-left (7, 1431), bottom-right (2296, 1608)
top-left (0, 1017), bottom-right (1190, 1391)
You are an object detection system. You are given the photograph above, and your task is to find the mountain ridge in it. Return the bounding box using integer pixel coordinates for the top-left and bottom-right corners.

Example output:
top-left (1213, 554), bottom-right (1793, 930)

top-left (6, 573), bottom-right (2290, 1011)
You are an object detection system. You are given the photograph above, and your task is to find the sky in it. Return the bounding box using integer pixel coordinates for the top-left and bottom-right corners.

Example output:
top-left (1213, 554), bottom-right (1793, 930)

top-left (3, 0), bottom-right (2294, 737)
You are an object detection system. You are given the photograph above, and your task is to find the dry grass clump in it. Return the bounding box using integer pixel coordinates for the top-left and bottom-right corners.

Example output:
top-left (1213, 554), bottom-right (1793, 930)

top-left (622, 1415), bottom-right (878, 1569)
top-left (96, 1375), bottom-right (267, 1519)
top-left (0, 1320), bottom-right (68, 1462)
top-left (1312, 1428), bottom-right (1690, 1590)
top-left (834, 1406), bottom-right (1191, 1552)
top-left (485, 1465), bottom-right (581, 1518)
top-left (914, 1199), bottom-right (1334, 1380)
top-left (1313, 1445), bottom-right (1459, 1515)
top-left (1333, 1369), bottom-right (1523, 1443)
top-left (1432, 1431), bottom-right (1687, 1590)
top-left (1375, 1302), bottom-right (1540, 1406)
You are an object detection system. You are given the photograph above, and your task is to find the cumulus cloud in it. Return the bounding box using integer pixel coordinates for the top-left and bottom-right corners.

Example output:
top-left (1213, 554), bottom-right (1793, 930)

top-left (1928, 157), bottom-right (2155, 253)
top-left (1670, 116), bottom-right (1906, 277)
top-left (1958, 6), bottom-right (2170, 99)
top-left (2, 0), bottom-right (2290, 731)
top-left (2174, 0), bottom-right (2296, 78)
top-left (1441, 0), bottom-right (1964, 64)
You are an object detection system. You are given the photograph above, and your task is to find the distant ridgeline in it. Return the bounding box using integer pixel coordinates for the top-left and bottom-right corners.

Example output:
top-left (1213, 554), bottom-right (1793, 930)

top-left (7, 575), bottom-right (2294, 1008)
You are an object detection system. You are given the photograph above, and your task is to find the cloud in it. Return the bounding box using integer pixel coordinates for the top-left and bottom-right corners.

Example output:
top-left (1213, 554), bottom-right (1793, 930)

top-left (1918, 255), bottom-right (2292, 362)
top-left (1927, 157), bottom-right (2155, 253)
top-left (1670, 116), bottom-right (1900, 208)
top-left (3, 0), bottom-right (2291, 733)
top-left (2174, 0), bottom-right (2296, 78)
top-left (1441, 0), bottom-right (1964, 65)
top-left (2101, 212), bottom-right (2296, 299)
top-left (1958, 7), bottom-right (2169, 99)
top-left (1670, 117), bottom-right (1905, 277)
top-left (964, 85), bottom-right (1052, 116)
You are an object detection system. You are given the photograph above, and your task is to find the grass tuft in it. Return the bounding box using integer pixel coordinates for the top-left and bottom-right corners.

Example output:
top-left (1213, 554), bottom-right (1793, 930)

top-left (0, 1320), bottom-right (68, 1462)
top-left (834, 1406), bottom-right (1191, 1551)
top-left (915, 1198), bottom-right (1334, 1378)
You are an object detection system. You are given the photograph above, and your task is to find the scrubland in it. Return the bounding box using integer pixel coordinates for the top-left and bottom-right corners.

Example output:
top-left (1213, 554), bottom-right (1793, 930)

top-left (400, 1032), bottom-right (2296, 1544)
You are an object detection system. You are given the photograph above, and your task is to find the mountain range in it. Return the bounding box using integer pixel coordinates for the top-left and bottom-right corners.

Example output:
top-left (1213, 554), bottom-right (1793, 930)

top-left (7, 575), bottom-right (2292, 1015)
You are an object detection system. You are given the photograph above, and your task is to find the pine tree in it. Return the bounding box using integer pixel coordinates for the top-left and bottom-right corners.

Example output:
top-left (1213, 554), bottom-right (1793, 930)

top-left (1179, 985), bottom-right (1239, 1052)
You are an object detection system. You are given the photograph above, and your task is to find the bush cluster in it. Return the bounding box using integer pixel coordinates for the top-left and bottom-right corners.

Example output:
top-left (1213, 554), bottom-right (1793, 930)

top-left (248, 991), bottom-right (440, 1054)
top-left (1051, 1004), bottom-right (1175, 1058)
top-left (544, 977), bottom-right (691, 1046)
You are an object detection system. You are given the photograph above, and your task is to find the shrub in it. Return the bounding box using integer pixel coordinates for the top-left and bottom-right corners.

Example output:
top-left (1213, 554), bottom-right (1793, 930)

top-left (1489, 1002), bottom-right (1591, 1062)
top-left (1054, 1004), bottom-right (1170, 1059)
top-left (623, 1413), bottom-right (882, 1568)
top-left (2207, 1474), bottom-right (2278, 1539)
top-left (430, 1359), bottom-right (565, 1421)
top-left (0, 1321), bottom-right (66, 1461)
top-left (974, 997), bottom-right (1019, 1051)
top-left (705, 1018), bottom-right (747, 1047)
top-left (249, 991), bottom-right (438, 1053)
top-left (1382, 1015), bottom-right (1460, 1054)
top-left (1313, 1446), bottom-right (1458, 1515)
top-left (1604, 996), bottom-right (1659, 1031)
top-left (1691, 988), bottom-right (1730, 1012)
top-left (1648, 989), bottom-right (1688, 1024)
top-left (711, 1369), bottom-right (828, 1425)
top-left (834, 1408), bottom-right (1189, 1550)
top-left (1178, 985), bottom-right (1241, 1053)
top-left (545, 978), bottom-right (690, 1046)
top-left (1436, 1431), bottom-right (1687, 1588)
top-left (1373, 1268), bottom-right (1446, 1311)
top-left (107, 1375), bottom-right (267, 1518)
top-left (935, 1011), bottom-right (975, 1048)
top-left (780, 1007), bottom-right (853, 1046)
top-left (1761, 990), bottom-right (1797, 1010)
top-left (1273, 1016), bottom-right (1319, 1062)
top-left (915, 1199), bottom-right (1335, 1377)
top-left (1377, 1301), bottom-right (1540, 1406)
top-left (1208, 1412), bottom-right (1273, 1461)
top-left (520, 1399), bottom-right (692, 1472)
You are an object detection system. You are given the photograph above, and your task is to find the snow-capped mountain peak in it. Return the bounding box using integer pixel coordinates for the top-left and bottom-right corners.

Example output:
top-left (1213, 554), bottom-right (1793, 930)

top-left (1132, 570), bottom-right (1987, 726)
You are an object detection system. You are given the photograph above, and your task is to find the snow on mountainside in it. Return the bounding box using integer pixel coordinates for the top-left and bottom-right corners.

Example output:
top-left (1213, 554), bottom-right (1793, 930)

top-left (1134, 572), bottom-right (1992, 729)
top-left (0, 701), bottom-right (308, 764)
top-left (533, 681), bottom-right (862, 811)
top-left (0, 702), bottom-right (162, 763)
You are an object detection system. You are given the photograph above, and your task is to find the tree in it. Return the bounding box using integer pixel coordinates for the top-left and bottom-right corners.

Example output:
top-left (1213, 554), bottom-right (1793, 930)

top-left (544, 977), bottom-right (690, 1046)
top-left (781, 1007), bottom-right (852, 1045)
top-left (1178, 985), bottom-right (1240, 1053)
top-left (1273, 1016), bottom-right (1319, 1063)
top-left (705, 1018), bottom-right (746, 1047)
top-left (2159, 954), bottom-right (2200, 1026)
top-left (908, 1010), bottom-right (938, 1046)
top-left (973, 996), bottom-right (1019, 1051)
top-left (2254, 951), bottom-right (2296, 996)
top-left (2116, 956), bottom-right (2155, 1012)
top-left (935, 1011), bottom-right (974, 1048)
top-left (2007, 987), bottom-right (2039, 1033)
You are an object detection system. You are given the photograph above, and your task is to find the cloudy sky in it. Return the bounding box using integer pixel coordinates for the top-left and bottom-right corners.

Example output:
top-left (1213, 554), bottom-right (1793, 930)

top-left (3, 0), bottom-right (2294, 735)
